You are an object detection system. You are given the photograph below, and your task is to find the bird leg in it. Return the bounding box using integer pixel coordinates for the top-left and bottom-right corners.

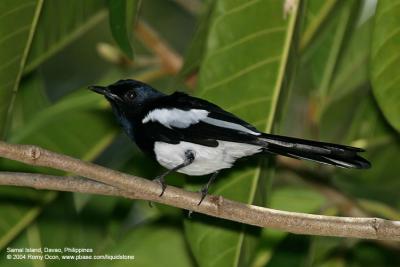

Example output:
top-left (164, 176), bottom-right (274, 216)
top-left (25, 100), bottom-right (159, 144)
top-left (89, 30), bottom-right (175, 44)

top-left (187, 171), bottom-right (220, 217)
top-left (198, 171), bottom-right (219, 205)
top-left (153, 150), bottom-right (195, 197)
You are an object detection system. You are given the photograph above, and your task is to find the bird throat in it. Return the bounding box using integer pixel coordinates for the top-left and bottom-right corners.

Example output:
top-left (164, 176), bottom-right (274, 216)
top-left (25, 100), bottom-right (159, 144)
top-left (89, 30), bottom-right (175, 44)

top-left (110, 103), bottom-right (135, 140)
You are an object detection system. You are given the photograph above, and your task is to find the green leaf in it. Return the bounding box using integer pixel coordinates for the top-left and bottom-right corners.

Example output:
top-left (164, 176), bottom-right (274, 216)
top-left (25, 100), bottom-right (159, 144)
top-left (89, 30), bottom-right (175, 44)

top-left (371, 0), bottom-right (400, 133)
top-left (107, 0), bottom-right (138, 59)
top-left (179, 0), bottom-right (215, 77)
top-left (184, 1), bottom-right (302, 266)
top-left (300, 0), bottom-right (339, 51)
top-left (24, 0), bottom-right (107, 73)
top-left (281, 0), bottom-right (363, 140)
top-left (0, 195), bottom-right (119, 267)
top-left (10, 72), bottom-right (50, 133)
top-left (264, 234), bottom-right (310, 267)
top-left (270, 186), bottom-right (326, 213)
top-left (0, 72), bottom-right (53, 250)
top-left (8, 89), bottom-right (117, 157)
top-left (95, 223), bottom-right (194, 267)
top-left (0, 0), bottom-right (43, 138)
top-left (329, 19), bottom-right (373, 101)
top-left (0, 78), bottom-right (118, 250)
top-left (319, 18), bottom-right (373, 142)
top-left (332, 94), bottom-right (400, 207)
top-left (306, 0), bottom-right (361, 110)
top-left (0, 191), bottom-right (56, 250)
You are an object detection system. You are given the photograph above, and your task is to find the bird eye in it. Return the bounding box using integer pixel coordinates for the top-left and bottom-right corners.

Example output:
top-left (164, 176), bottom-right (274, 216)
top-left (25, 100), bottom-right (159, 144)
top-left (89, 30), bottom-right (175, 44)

top-left (125, 90), bottom-right (136, 101)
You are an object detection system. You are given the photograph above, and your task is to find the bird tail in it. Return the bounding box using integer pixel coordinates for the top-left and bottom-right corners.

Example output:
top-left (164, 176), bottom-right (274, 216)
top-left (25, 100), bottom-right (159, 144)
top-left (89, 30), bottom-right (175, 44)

top-left (258, 133), bottom-right (371, 169)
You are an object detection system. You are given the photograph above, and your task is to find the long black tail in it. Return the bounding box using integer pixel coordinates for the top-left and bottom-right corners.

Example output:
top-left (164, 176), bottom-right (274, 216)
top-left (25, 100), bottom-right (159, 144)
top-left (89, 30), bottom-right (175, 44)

top-left (259, 133), bottom-right (371, 169)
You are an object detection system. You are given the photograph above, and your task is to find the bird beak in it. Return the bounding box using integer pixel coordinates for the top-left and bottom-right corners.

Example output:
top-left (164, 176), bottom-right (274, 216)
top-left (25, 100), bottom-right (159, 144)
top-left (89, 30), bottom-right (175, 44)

top-left (88, 85), bottom-right (108, 95)
top-left (88, 85), bottom-right (122, 102)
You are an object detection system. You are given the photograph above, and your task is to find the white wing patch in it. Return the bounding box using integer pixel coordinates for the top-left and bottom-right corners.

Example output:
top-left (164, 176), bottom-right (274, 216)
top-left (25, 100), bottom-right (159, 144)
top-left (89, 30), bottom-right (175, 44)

top-left (142, 108), bottom-right (260, 135)
top-left (142, 108), bottom-right (209, 129)
top-left (202, 117), bottom-right (261, 135)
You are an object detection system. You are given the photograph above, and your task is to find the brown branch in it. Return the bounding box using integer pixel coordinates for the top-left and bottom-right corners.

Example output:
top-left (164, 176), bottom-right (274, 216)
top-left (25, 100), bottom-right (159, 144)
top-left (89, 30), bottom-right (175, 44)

top-left (0, 172), bottom-right (126, 197)
top-left (0, 142), bottom-right (399, 241)
top-left (134, 20), bottom-right (183, 74)
top-left (173, 0), bottom-right (203, 15)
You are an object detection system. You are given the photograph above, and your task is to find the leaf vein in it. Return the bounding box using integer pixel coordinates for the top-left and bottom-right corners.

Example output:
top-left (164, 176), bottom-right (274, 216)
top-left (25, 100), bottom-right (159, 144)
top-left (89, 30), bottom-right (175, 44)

top-left (208, 27), bottom-right (286, 58)
top-left (373, 27), bottom-right (400, 58)
top-left (201, 56), bottom-right (280, 94)
top-left (376, 1), bottom-right (400, 20)
top-left (374, 53), bottom-right (400, 79)
top-left (222, 0), bottom-right (261, 15)
top-left (0, 25), bottom-right (30, 46)
top-left (210, 246), bottom-right (237, 267)
top-left (227, 96), bottom-right (271, 112)
top-left (0, 55), bottom-right (22, 71)
top-left (0, 1), bottom-right (36, 20)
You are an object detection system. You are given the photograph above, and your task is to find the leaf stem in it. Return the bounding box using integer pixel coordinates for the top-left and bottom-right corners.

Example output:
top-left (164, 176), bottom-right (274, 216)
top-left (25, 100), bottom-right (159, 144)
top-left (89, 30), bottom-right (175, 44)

top-left (134, 20), bottom-right (183, 74)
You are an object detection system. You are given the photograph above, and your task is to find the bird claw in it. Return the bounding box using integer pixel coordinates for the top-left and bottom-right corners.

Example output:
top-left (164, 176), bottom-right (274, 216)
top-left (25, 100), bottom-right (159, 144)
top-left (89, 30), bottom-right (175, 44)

top-left (197, 187), bottom-right (208, 206)
top-left (153, 176), bottom-right (167, 197)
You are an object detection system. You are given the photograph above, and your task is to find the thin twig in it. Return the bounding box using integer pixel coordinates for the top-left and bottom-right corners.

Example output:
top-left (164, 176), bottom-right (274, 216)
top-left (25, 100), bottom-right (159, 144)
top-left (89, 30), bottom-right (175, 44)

top-left (134, 20), bottom-right (183, 74)
top-left (0, 141), bottom-right (399, 241)
top-left (173, 0), bottom-right (203, 15)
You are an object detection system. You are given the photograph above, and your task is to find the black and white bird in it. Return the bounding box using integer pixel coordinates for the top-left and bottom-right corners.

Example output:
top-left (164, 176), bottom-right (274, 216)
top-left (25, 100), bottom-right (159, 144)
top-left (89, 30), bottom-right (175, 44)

top-left (89, 79), bottom-right (371, 204)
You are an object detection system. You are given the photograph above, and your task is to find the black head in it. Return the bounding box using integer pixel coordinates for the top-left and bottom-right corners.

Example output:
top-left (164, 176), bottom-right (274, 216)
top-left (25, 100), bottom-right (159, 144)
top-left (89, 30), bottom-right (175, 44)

top-left (89, 79), bottom-right (164, 112)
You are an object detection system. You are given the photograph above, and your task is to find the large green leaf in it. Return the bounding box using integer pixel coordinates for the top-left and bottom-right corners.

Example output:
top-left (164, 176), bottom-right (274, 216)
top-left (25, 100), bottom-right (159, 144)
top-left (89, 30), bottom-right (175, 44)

top-left (107, 0), bottom-right (138, 59)
top-left (319, 18), bottom-right (373, 142)
top-left (10, 72), bottom-right (50, 133)
top-left (179, 0), bottom-right (215, 77)
top-left (0, 79), bottom-right (117, 250)
top-left (184, 1), bottom-right (301, 267)
top-left (0, 0), bottom-right (43, 138)
top-left (0, 72), bottom-right (53, 250)
top-left (371, 0), bottom-right (400, 133)
top-left (300, 0), bottom-right (339, 51)
top-left (0, 195), bottom-right (119, 267)
top-left (8, 90), bottom-right (116, 157)
top-left (0, 65), bottom-right (170, 250)
top-left (305, 0), bottom-right (361, 115)
top-left (24, 0), bottom-right (107, 73)
top-left (95, 223), bottom-right (194, 267)
top-left (283, 0), bottom-right (362, 140)
top-left (332, 94), bottom-right (400, 207)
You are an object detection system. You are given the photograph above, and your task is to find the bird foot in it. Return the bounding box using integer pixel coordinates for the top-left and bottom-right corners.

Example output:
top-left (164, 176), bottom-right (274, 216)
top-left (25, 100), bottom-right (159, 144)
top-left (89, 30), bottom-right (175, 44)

top-left (197, 186), bottom-right (209, 206)
top-left (153, 176), bottom-right (167, 197)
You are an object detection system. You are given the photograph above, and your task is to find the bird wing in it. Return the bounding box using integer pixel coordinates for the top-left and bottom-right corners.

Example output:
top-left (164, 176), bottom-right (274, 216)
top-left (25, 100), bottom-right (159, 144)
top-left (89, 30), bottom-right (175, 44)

top-left (139, 92), bottom-right (262, 147)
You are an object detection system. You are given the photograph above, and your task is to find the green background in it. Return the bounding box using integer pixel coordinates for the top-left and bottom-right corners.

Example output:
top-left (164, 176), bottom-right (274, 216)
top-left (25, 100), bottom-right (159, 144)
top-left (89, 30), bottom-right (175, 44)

top-left (0, 0), bottom-right (399, 266)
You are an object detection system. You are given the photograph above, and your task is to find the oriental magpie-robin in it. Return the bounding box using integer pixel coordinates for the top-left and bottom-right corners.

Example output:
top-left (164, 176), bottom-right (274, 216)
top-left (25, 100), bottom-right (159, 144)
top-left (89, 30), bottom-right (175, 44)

top-left (89, 79), bottom-right (370, 205)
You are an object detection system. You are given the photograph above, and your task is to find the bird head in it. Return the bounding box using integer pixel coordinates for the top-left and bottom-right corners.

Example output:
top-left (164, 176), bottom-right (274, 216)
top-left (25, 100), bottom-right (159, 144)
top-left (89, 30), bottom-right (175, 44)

top-left (89, 79), bottom-right (164, 113)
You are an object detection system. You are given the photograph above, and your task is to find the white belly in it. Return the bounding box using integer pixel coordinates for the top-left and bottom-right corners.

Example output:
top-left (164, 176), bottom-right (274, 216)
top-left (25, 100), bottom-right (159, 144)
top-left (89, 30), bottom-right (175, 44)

top-left (153, 141), bottom-right (262, 176)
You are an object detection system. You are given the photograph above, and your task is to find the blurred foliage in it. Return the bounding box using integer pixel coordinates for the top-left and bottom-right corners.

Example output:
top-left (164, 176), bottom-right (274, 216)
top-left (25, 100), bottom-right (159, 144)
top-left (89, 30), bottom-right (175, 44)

top-left (107, 0), bottom-right (138, 59)
top-left (0, 0), bottom-right (399, 267)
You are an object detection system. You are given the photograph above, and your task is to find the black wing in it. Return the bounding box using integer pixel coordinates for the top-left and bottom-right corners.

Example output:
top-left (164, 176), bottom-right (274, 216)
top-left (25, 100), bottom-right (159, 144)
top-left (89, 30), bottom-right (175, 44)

top-left (136, 92), bottom-right (262, 147)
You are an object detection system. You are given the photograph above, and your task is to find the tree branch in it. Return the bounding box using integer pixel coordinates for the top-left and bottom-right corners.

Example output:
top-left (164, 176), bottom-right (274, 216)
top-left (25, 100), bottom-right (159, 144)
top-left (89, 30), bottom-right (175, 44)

top-left (0, 141), bottom-right (399, 241)
top-left (134, 20), bottom-right (183, 74)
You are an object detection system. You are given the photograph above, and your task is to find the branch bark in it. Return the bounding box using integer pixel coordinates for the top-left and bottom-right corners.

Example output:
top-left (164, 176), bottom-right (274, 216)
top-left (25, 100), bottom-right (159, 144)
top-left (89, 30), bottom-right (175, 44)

top-left (0, 141), bottom-right (399, 241)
